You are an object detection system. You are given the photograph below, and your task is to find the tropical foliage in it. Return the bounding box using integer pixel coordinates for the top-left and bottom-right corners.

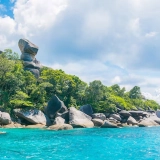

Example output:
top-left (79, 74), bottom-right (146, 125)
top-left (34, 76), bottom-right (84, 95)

top-left (0, 49), bottom-right (160, 113)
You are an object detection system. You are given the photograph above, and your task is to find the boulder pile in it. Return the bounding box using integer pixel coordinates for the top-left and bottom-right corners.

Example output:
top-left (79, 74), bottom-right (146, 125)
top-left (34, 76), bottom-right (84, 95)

top-left (18, 38), bottom-right (42, 78)
top-left (1, 96), bottom-right (160, 130)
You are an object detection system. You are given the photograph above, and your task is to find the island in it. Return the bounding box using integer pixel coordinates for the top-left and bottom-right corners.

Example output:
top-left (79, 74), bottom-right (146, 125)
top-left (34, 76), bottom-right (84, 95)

top-left (0, 39), bottom-right (160, 130)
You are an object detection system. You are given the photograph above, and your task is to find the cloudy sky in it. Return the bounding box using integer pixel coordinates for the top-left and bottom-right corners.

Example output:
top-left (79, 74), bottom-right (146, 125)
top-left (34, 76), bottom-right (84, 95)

top-left (0, 0), bottom-right (160, 103)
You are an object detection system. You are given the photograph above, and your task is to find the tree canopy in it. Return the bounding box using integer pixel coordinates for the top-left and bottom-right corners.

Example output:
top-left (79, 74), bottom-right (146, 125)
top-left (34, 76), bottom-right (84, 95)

top-left (0, 49), bottom-right (160, 113)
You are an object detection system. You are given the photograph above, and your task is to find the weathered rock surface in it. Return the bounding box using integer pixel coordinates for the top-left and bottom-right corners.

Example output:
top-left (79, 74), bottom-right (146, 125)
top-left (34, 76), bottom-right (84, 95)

top-left (108, 117), bottom-right (117, 124)
top-left (127, 116), bottom-right (138, 125)
top-left (80, 104), bottom-right (93, 116)
top-left (119, 110), bottom-right (131, 117)
top-left (18, 39), bottom-right (38, 57)
top-left (55, 111), bottom-right (69, 123)
top-left (45, 95), bottom-right (68, 121)
top-left (139, 118), bottom-right (159, 127)
top-left (48, 124), bottom-right (73, 130)
top-left (18, 38), bottom-right (42, 78)
top-left (0, 111), bottom-right (12, 125)
top-left (92, 119), bottom-right (104, 127)
top-left (149, 113), bottom-right (160, 124)
top-left (23, 61), bottom-right (41, 69)
top-left (13, 108), bottom-right (51, 125)
top-left (69, 107), bottom-right (94, 128)
top-left (53, 117), bottom-right (65, 125)
top-left (92, 113), bottom-right (106, 121)
top-left (156, 111), bottom-right (160, 118)
top-left (110, 114), bottom-right (121, 121)
top-left (101, 120), bottom-right (118, 128)
top-left (129, 111), bottom-right (144, 117)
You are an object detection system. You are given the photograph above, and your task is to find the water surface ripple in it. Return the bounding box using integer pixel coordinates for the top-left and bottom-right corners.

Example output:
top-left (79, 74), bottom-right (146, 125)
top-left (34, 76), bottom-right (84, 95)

top-left (0, 127), bottom-right (160, 160)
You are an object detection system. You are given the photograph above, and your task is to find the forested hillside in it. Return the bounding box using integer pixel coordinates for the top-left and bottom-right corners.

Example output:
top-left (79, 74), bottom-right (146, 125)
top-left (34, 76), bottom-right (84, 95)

top-left (0, 49), bottom-right (160, 113)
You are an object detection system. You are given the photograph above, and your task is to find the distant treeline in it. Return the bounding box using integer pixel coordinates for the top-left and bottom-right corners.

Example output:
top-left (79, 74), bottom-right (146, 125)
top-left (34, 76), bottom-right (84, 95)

top-left (0, 49), bottom-right (160, 113)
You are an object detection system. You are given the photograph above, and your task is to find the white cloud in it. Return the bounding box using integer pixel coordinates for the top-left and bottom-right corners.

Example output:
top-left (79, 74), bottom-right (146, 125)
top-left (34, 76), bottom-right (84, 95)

top-left (10, 0), bottom-right (16, 3)
top-left (111, 76), bottom-right (121, 84)
top-left (145, 32), bottom-right (158, 38)
top-left (1, 0), bottom-right (160, 104)
top-left (142, 92), bottom-right (160, 104)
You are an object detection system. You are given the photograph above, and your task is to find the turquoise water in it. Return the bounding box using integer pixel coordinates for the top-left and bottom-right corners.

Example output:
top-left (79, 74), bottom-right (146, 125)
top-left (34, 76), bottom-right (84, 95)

top-left (0, 127), bottom-right (160, 160)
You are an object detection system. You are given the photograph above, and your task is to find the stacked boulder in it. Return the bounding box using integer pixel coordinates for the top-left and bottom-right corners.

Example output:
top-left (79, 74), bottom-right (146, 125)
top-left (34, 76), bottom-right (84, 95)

top-left (18, 38), bottom-right (42, 78)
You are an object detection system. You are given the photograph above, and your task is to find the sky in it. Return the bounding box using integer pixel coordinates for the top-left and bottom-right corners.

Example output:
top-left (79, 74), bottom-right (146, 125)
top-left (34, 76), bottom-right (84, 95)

top-left (0, 0), bottom-right (160, 103)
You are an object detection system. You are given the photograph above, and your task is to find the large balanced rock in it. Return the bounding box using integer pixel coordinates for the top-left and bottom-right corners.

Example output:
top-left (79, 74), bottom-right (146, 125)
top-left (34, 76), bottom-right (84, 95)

top-left (80, 104), bottom-right (93, 116)
top-left (14, 108), bottom-right (51, 125)
top-left (69, 107), bottom-right (94, 128)
top-left (139, 118), bottom-right (159, 127)
top-left (127, 116), bottom-right (138, 125)
top-left (92, 113), bottom-right (106, 121)
top-left (101, 120), bottom-right (118, 128)
top-left (0, 111), bottom-right (12, 125)
top-left (18, 38), bottom-right (38, 60)
top-left (92, 119), bottom-right (104, 127)
top-left (18, 38), bottom-right (42, 78)
top-left (45, 95), bottom-right (68, 121)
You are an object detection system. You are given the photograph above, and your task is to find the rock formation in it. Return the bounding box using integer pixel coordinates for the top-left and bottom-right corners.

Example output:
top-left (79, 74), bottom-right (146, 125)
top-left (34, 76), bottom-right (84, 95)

top-left (92, 113), bottom-right (106, 121)
top-left (18, 38), bottom-right (42, 78)
top-left (80, 104), bottom-right (93, 116)
top-left (69, 107), bottom-right (94, 128)
top-left (13, 108), bottom-right (51, 125)
top-left (45, 95), bottom-right (68, 122)
top-left (101, 120), bottom-right (118, 128)
top-left (92, 119), bottom-right (104, 127)
top-left (0, 111), bottom-right (12, 125)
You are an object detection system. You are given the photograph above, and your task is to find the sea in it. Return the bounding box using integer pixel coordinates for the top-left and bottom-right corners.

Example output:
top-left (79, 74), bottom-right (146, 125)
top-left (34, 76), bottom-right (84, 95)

top-left (0, 127), bottom-right (160, 160)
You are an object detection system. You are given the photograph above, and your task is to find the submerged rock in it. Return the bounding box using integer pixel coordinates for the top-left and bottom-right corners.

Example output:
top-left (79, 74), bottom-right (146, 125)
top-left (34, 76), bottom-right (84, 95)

top-left (69, 107), bottom-right (94, 128)
top-left (13, 108), bottom-right (51, 125)
top-left (0, 111), bottom-right (11, 125)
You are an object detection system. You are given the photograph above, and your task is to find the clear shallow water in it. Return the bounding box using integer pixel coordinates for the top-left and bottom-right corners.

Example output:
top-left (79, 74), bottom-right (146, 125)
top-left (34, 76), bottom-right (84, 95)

top-left (0, 127), bottom-right (160, 160)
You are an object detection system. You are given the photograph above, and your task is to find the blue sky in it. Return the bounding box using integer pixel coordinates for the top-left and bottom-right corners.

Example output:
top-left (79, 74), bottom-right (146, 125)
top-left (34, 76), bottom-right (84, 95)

top-left (0, 0), bottom-right (160, 103)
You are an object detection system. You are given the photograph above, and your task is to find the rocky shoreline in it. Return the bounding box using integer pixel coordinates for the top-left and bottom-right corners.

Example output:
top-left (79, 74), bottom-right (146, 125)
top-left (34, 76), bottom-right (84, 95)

top-left (1, 95), bottom-right (160, 130)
